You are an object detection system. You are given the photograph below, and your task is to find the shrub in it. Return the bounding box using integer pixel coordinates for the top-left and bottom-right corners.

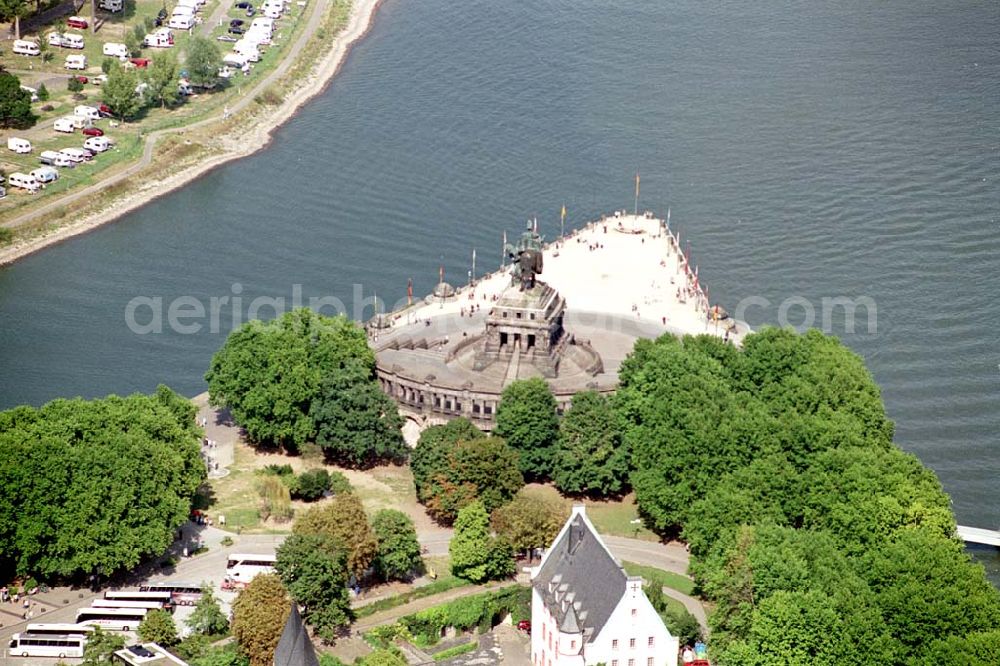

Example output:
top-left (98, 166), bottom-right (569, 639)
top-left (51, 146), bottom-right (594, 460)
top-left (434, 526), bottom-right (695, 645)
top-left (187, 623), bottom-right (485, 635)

top-left (36, 84), bottom-right (49, 101)
top-left (67, 77), bottom-right (83, 93)
top-left (257, 476), bottom-right (293, 523)
top-left (291, 468), bottom-right (331, 501)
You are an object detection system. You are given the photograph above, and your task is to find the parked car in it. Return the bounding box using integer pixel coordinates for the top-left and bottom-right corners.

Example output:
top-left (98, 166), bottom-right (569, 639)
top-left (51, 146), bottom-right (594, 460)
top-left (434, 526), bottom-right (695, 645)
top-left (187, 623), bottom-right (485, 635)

top-left (82, 127), bottom-right (104, 137)
top-left (246, 7), bottom-right (255, 16)
top-left (517, 620), bottom-right (531, 633)
top-left (228, 25), bottom-right (244, 34)
top-left (72, 74), bottom-right (89, 84)
top-left (67, 15), bottom-right (89, 29)
top-left (155, 7), bottom-right (168, 26)
top-left (98, 104), bottom-right (113, 116)
top-left (129, 57), bottom-right (151, 68)
top-left (234, 1), bottom-right (253, 7)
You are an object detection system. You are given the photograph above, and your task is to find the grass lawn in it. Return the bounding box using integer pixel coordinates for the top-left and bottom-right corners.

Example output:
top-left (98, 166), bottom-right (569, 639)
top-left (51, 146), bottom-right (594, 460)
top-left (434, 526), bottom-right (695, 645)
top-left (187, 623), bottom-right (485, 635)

top-left (621, 561), bottom-right (695, 596)
top-left (519, 484), bottom-right (661, 542)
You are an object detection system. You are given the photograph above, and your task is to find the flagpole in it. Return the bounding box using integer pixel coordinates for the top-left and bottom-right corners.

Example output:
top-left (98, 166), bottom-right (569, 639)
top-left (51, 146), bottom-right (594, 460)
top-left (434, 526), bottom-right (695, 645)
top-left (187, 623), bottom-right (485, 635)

top-left (634, 172), bottom-right (640, 217)
top-left (560, 204), bottom-right (566, 240)
top-left (501, 230), bottom-right (507, 269)
top-left (472, 248), bottom-right (476, 286)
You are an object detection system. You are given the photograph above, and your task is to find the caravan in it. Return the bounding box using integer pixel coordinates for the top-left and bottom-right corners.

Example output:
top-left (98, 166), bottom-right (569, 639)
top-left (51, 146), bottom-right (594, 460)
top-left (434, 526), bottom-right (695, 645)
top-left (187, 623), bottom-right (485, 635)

top-left (7, 137), bottom-right (32, 154)
top-left (84, 136), bottom-right (111, 153)
top-left (40, 150), bottom-right (76, 167)
top-left (103, 42), bottom-right (129, 58)
top-left (8, 173), bottom-right (41, 194)
top-left (12, 39), bottom-right (40, 56)
top-left (144, 28), bottom-right (174, 48)
top-left (233, 40), bottom-right (260, 62)
top-left (65, 54), bottom-right (88, 70)
top-left (61, 33), bottom-right (85, 49)
top-left (167, 15), bottom-right (195, 30)
top-left (74, 105), bottom-right (101, 121)
top-left (98, 0), bottom-right (123, 11)
top-left (53, 117), bottom-right (76, 133)
top-left (30, 166), bottom-right (59, 184)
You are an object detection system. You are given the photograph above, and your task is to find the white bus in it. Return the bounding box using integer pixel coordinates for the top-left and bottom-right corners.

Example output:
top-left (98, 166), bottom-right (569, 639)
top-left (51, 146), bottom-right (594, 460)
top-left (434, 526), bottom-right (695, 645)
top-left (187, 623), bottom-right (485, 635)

top-left (8, 632), bottom-right (86, 658)
top-left (138, 582), bottom-right (203, 606)
top-left (75, 606), bottom-right (148, 631)
top-left (25, 623), bottom-right (95, 636)
top-left (92, 599), bottom-right (169, 612)
top-left (105, 589), bottom-right (174, 610)
top-left (225, 553), bottom-right (277, 584)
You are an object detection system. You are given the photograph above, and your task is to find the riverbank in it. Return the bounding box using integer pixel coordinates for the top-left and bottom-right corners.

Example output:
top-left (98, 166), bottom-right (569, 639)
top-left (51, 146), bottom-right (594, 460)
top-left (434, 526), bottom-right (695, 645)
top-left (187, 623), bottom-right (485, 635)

top-left (0, 0), bottom-right (384, 267)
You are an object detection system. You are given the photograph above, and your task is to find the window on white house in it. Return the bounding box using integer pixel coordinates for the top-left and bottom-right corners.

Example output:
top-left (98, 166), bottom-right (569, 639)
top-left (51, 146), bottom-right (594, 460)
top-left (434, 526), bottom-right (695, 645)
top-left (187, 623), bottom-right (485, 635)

top-left (570, 640), bottom-right (576, 650)
top-left (612, 639), bottom-right (618, 650)
top-left (647, 658), bottom-right (653, 666)
top-left (648, 637), bottom-right (654, 647)
top-left (628, 659), bottom-right (635, 666)
top-left (629, 638), bottom-right (636, 649)
top-left (612, 660), bottom-right (618, 666)
top-left (631, 608), bottom-right (637, 617)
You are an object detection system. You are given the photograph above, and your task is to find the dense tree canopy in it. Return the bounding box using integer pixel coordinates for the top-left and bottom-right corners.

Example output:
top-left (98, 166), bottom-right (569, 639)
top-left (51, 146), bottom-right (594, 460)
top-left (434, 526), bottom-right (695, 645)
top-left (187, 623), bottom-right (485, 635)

top-left (490, 487), bottom-right (568, 557)
top-left (205, 308), bottom-right (377, 453)
top-left (311, 372), bottom-right (407, 467)
top-left (613, 328), bottom-right (1000, 663)
top-left (372, 509), bottom-right (423, 582)
top-left (138, 609), bottom-right (179, 646)
top-left (275, 533), bottom-right (352, 642)
top-left (0, 386), bottom-right (204, 580)
top-left (552, 390), bottom-right (628, 496)
top-left (293, 491), bottom-right (378, 579)
top-left (412, 426), bottom-right (523, 524)
top-left (494, 378), bottom-right (560, 479)
top-left (187, 586), bottom-right (229, 636)
top-left (231, 574), bottom-right (291, 666)
top-left (185, 36), bottom-right (224, 89)
top-left (449, 501), bottom-right (514, 583)
top-left (0, 67), bottom-right (35, 128)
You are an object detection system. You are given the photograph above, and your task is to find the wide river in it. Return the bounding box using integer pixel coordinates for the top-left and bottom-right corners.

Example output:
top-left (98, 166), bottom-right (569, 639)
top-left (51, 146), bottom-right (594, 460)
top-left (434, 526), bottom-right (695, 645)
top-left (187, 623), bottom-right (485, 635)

top-left (1, 1), bottom-right (997, 576)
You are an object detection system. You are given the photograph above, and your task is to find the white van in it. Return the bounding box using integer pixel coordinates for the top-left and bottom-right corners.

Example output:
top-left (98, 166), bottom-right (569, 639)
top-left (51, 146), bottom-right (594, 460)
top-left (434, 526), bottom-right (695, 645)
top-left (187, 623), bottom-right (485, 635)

top-left (30, 166), bottom-right (59, 184)
top-left (40, 150), bottom-right (76, 167)
top-left (74, 105), bottom-right (101, 120)
top-left (233, 40), bottom-right (260, 62)
top-left (167, 15), bottom-right (195, 30)
top-left (98, 0), bottom-right (123, 11)
top-left (53, 117), bottom-right (76, 133)
top-left (12, 39), bottom-right (40, 56)
top-left (19, 85), bottom-right (39, 102)
top-left (47, 32), bottom-right (64, 47)
top-left (144, 28), bottom-right (173, 48)
top-left (102, 42), bottom-right (128, 58)
top-left (7, 137), bottom-right (32, 154)
top-left (59, 148), bottom-right (90, 163)
top-left (83, 136), bottom-right (110, 153)
top-left (8, 173), bottom-right (40, 193)
top-left (61, 33), bottom-right (85, 49)
top-left (65, 54), bottom-right (87, 70)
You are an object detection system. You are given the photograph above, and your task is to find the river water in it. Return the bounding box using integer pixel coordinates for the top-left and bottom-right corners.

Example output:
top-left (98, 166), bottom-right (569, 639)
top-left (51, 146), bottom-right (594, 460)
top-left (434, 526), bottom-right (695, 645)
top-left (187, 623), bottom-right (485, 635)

top-left (1, 0), bottom-right (997, 575)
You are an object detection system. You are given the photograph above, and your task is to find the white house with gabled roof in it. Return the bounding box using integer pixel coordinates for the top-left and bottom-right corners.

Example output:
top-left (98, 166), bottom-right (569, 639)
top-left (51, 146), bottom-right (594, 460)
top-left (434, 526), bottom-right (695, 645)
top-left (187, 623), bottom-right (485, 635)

top-left (530, 506), bottom-right (678, 666)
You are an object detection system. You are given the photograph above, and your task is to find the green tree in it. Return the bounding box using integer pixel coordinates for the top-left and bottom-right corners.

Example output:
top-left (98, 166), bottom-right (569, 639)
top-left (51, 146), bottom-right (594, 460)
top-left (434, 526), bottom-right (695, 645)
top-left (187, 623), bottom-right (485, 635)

top-left (102, 62), bottom-right (142, 121)
top-left (81, 627), bottom-right (126, 665)
top-left (293, 492), bottom-right (378, 579)
top-left (138, 608), bottom-right (179, 646)
top-left (186, 36), bottom-right (223, 89)
top-left (0, 68), bottom-right (35, 128)
top-left (553, 390), bottom-right (628, 496)
top-left (67, 76), bottom-right (84, 94)
top-left (292, 468), bottom-right (332, 501)
top-left (918, 630), bottom-right (1000, 666)
top-left (144, 50), bottom-right (179, 108)
top-left (275, 533), bottom-right (351, 642)
top-left (37, 83), bottom-right (49, 101)
top-left (187, 585), bottom-right (229, 636)
top-left (0, 1), bottom-right (30, 40)
top-left (372, 509), bottom-right (423, 581)
top-left (419, 436), bottom-right (523, 524)
top-left (0, 387), bottom-right (203, 579)
top-left (494, 378), bottom-right (559, 479)
top-left (449, 501), bottom-right (514, 583)
top-left (357, 648), bottom-right (408, 666)
top-left (231, 574), bottom-right (291, 666)
top-left (206, 309), bottom-right (374, 451)
top-left (411, 418), bottom-right (482, 497)
top-left (123, 32), bottom-right (141, 58)
top-left (490, 487), bottom-right (568, 557)
top-left (310, 373), bottom-right (407, 467)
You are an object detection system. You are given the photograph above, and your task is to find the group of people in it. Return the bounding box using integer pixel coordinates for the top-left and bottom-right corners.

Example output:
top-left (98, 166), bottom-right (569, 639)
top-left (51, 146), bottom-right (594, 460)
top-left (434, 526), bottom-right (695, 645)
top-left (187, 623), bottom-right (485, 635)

top-left (680, 640), bottom-right (708, 663)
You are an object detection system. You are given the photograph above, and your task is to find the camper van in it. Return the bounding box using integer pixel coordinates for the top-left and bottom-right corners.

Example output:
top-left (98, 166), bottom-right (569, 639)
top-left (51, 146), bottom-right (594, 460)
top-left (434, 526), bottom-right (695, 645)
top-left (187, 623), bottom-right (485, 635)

top-left (232, 40), bottom-right (260, 62)
top-left (64, 54), bottom-right (88, 70)
top-left (61, 33), bottom-right (85, 49)
top-left (20, 85), bottom-right (39, 102)
top-left (12, 40), bottom-right (40, 56)
top-left (7, 137), bottom-right (32, 154)
top-left (103, 42), bottom-right (128, 58)
top-left (167, 15), bottom-right (195, 30)
top-left (74, 105), bottom-right (101, 121)
top-left (98, 0), bottom-right (123, 12)
top-left (47, 32), bottom-right (64, 47)
top-left (83, 136), bottom-right (110, 153)
top-left (53, 117), bottom-right (76, 133)
top-left (8, 173), bottom-right (40, 193)
top-left (59, 148), bottom-right (91, 163)
top-left (30, 166), bottom-right (59, 184)
top-left (143, 29), bottom-right (174, 48)
top-left (39, 150), bottom-right (75, 167)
